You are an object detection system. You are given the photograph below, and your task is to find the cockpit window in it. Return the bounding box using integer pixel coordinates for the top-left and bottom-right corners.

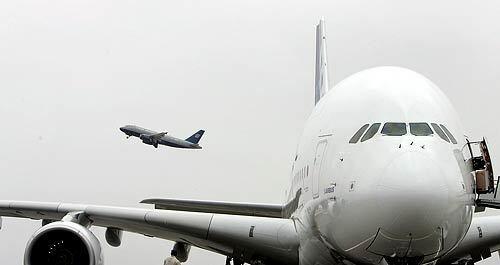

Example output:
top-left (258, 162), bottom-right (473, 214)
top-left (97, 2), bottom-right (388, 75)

top-left (349, 124), bottom-right (370, 144)
top-left (431, 123), bottom-right (450, 142)
top-left (440, 124), bottom-right (457, 144)
top-left (361, 123), bottom-right (381, 142)
top-left (381, 123), bottom-right (407, 136)
top-left (409, 123), bottom-right (433, 136)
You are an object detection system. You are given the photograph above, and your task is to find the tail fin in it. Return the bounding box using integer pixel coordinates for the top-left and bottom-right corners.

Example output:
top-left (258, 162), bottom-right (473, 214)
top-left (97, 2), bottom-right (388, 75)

top-left (185, 130), bottom-right (205, 144)
top-left (314, 19), bottom-right (330, 105)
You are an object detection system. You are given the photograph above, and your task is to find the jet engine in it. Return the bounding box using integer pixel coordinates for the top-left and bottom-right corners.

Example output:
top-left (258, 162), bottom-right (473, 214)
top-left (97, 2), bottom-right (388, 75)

top-left (24, 221), bottom-right (103, 265)
top-left (139, 134), bottom-right (158, 148)
top-left (173, 242), bottom-right (191, 262)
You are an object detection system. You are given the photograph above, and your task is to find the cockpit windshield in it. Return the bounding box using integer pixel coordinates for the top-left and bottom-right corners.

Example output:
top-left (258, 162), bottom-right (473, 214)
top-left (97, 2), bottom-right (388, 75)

top-left (381, 123), bottom-right (407, 136)
top-left (349, 124), bottom-right (370, 144)
top-left (440, 124), bottom-right (458, 144)
top-left (349, 122), bottom-right (458, 144)
top-left (431, 123), bottom-right (450, 143)
top-left (409, 123), bottom-right (433, 136)
top-left (361, 123), bottom-right (381, 142)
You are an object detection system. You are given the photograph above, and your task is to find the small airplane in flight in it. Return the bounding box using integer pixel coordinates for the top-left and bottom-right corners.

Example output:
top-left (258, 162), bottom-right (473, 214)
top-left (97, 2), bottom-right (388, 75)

top-left (119, 125), bottom-right (204, 149)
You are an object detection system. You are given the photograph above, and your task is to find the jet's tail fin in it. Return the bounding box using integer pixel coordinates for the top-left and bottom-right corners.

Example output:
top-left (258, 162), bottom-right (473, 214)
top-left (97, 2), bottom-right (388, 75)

top-left (314, 19), bottom-right (330, 105)
top-left (185, 130), bottom-right (205, 144)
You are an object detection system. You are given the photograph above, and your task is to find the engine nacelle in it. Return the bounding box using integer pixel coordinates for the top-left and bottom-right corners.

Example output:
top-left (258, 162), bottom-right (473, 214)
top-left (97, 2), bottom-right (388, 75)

top-left (139, 134), bottom-right (149, 141)
top-left (173, 242), bottom-right (191, 262)
top-left (140, 134), bottom-right (158, 148)
top-left (139, 134), bottom-right (153, 143)
top-left (25, 221), bottom-right (103, 265)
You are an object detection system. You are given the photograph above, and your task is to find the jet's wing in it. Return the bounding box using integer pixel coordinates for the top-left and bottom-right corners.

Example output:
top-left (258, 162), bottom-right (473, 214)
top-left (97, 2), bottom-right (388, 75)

top-left (0, 200), bottom-right (299, 265)
top-left (141, 198), bottom-right (284, 218)
top-left (438, 215), bottom-right (500, 264)
top-left (150, 132), bottom-right (167, 140)
top-left (141, 189), bottom-right (303, 219)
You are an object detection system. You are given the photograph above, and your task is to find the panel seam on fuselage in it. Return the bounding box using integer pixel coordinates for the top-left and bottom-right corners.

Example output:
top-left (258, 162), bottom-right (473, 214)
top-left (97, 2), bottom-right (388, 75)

top-left (205, 214), bottom-right (215, 240)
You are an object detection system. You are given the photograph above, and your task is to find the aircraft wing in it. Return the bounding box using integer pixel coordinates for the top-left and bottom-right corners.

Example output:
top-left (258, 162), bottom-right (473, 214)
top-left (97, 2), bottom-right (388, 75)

top-left (141, 198), bottom-right (284, 218)
top-left (0, 200), bottom-right (299, 265)
top-left (438, 215), bottom-right (500, 264)
top-left (142, 190), bottom-right (303, 219)
top-left (150, 132), bottom-right (167, 140)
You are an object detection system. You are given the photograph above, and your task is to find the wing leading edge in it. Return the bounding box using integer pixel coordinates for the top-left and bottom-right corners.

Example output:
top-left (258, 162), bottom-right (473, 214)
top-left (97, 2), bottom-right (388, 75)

top-left (0, 200), bottom-right (299, 265)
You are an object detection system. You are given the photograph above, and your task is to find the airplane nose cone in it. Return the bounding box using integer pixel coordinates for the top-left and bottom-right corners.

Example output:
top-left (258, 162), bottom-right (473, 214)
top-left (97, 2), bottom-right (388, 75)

top-left (377, 152), bottom-right (448, 236)
top-left (119, 127), bottom-right (126, 133)
top-left (373, 152), bottom-right (449, 256)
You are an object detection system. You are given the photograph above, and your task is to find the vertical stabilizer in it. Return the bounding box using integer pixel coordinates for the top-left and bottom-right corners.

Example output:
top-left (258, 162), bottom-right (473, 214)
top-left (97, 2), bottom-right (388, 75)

top-left (185, 130), bottom-right (205, 144)
top-left (314, 19), bottom-right (330, 105)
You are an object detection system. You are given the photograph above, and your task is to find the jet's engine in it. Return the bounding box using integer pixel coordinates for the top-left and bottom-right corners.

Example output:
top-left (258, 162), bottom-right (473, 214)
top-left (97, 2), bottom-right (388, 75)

top-left (139, 134), bottom-right (152, 144)
top-left (140, 134), bottom-right (158, 148)
top-left (173, 242), bottom-right (191, 262)
top-left (24, 221), bottom-right (103, 265)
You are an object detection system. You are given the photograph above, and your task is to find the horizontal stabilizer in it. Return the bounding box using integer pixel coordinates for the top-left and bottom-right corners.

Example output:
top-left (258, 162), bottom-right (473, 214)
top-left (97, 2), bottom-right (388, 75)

top-left (141, 198), bottom-right (284, 218)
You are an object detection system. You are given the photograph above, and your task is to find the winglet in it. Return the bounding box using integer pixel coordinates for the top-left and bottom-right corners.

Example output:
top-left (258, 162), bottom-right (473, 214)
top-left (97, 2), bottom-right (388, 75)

top-left (185, 130), bottom-right (205, 144)
top-left (314, 19), bottom-right (330, 105)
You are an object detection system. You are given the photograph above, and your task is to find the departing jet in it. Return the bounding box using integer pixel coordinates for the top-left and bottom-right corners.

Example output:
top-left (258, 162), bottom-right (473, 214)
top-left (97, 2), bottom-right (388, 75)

top-left (120, 125), bottom-right (204, 149)
top-left (2, 20), bottom-right (500, 265)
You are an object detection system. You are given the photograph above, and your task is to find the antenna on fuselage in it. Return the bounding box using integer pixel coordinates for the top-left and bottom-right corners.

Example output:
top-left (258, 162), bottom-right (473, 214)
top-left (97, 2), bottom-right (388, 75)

top-left (314, 19), bottom-right (330, 105)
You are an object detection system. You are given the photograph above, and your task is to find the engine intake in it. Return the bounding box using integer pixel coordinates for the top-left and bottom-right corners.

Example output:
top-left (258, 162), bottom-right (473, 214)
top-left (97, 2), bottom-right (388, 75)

top-left (25, 221), bottom-right (103, 265)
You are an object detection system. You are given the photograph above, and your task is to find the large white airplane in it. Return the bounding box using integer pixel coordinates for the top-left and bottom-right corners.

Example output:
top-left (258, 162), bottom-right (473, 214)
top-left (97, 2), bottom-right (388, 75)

top-left (1, 20), bottom-right (500, 265)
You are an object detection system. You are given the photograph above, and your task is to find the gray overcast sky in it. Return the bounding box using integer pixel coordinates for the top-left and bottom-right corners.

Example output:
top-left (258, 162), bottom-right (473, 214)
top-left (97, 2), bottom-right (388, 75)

top-left (1, 0), bottom-right (500, 264)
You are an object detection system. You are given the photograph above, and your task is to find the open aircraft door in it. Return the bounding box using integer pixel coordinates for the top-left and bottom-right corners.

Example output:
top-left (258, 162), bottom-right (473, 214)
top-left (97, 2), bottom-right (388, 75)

top-left (466, 138), bottom-right (500, 210)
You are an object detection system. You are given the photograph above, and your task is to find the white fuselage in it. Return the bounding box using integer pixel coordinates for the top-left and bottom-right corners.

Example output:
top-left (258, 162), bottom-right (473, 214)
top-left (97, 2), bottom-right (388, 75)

top-left (287, 67), bottom-right (475, 265)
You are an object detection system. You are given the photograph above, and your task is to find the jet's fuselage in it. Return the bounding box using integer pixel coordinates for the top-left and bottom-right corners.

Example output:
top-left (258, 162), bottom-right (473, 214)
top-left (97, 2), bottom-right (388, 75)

top-left (288, 67), bottom-right (475, 265)
top-left (120, 125), bottom-right (203, 149)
